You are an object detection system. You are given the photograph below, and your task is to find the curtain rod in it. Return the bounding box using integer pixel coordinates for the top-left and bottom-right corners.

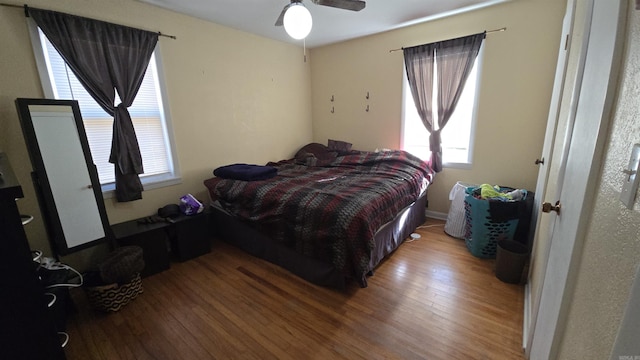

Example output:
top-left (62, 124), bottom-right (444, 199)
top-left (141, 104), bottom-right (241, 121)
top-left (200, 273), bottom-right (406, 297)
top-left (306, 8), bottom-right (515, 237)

top-left (0, 2), bottom-right (177, 39)
top-left (388, 27), bottom-right (506, 53)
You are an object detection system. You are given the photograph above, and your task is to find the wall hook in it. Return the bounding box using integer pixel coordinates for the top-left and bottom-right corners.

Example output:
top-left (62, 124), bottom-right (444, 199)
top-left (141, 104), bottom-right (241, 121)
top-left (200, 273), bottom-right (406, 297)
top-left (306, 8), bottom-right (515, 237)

top-left (331, 106), bottom-right (334, 113)
top-left (330, 95), bottom-right (334, 102)
top-left (366, 105), bottom-right (369, 112)
top-left (366, 91), bottom-right (370, 100)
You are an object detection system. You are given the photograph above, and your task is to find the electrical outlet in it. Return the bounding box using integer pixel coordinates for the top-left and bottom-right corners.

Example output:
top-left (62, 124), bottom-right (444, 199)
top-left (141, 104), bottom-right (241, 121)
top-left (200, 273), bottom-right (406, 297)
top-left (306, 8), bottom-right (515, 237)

top-left (620, 143), bottom-right (640, 209)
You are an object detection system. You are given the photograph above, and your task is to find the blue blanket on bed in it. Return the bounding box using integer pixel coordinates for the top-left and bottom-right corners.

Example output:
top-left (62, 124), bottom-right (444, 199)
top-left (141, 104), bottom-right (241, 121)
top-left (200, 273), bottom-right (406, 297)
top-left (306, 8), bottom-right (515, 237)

top-left (213, 163), bottom-right (277, 181)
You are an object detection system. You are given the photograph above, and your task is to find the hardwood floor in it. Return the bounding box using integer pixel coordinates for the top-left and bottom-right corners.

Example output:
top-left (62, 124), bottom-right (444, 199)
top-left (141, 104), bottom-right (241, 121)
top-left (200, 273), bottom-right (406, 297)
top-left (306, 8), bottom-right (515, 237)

top-left (63, 218), bottom-right (525, 359)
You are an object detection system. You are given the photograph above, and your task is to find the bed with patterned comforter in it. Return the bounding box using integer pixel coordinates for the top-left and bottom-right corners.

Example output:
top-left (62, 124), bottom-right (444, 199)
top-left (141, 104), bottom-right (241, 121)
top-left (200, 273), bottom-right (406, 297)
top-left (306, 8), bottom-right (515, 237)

top-left (203, 147), bottom-right (433, 287)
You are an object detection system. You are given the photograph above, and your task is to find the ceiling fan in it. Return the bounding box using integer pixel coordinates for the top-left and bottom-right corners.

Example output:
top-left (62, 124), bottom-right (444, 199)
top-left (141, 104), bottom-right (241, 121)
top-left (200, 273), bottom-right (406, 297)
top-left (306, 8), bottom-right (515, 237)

top-left (275, 0), bottom-right (366, 39)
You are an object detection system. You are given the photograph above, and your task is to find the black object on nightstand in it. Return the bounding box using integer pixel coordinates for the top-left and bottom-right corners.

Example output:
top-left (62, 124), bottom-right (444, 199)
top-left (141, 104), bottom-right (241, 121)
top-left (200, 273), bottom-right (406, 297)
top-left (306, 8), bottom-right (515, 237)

top-left (111, 220), bottom-right (171, 277)
top-left (166, 208), bottom-right (212, 261)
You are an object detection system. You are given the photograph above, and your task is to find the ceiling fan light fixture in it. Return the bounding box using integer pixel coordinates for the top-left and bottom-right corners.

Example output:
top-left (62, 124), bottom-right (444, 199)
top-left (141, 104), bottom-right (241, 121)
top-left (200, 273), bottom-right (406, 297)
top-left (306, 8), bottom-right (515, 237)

top-left (283, 3), bottom-right (312, 40)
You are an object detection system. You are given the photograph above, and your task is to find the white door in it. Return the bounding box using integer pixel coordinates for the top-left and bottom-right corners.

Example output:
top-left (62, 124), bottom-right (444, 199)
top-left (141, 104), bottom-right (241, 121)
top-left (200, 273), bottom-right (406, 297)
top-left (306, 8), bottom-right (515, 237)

top-left (524, 0), bottom-right (588, 351)
top-left (527, 0), bottom-right (626, 359)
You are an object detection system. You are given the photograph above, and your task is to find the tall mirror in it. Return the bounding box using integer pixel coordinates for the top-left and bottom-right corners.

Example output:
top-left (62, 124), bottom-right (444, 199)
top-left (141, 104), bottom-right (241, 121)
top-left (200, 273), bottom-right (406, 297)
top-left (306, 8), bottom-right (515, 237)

top-left (15, 98), bottom-right (113, 255)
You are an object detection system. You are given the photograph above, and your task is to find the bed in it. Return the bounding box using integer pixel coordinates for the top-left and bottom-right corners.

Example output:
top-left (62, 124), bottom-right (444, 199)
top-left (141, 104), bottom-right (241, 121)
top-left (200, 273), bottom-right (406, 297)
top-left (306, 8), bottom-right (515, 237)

top-left (203, 142), bottom-right (434, 289)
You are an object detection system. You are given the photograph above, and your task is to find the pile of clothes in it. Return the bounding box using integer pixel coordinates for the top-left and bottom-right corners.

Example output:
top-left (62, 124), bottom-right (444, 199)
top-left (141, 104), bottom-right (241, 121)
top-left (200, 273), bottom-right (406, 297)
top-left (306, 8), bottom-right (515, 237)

top-left (476, 184), bottom-right (527, 201)
top-left (468, 184), bottom-right (528, 223)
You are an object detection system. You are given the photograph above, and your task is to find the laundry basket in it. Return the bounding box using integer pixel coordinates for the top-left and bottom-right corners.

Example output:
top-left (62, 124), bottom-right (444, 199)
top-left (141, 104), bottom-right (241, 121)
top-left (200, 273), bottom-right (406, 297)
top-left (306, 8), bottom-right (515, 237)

top-left (463, 186), bottom-right (526, 258)
top-left (444, 181), bottom-right (476, 239)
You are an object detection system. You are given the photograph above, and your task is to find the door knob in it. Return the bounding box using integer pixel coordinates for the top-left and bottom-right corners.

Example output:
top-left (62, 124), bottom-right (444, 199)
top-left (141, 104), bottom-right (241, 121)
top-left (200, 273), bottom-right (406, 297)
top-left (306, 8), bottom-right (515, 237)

top-left (542, 201), bottom-right (561, 214)
top-left (535, 158), bottom-right (545, 165)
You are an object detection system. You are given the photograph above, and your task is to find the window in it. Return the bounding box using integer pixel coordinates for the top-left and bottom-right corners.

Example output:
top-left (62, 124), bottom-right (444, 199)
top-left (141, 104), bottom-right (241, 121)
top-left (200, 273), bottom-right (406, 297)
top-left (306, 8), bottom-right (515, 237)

top-left (28, 23), bottom-right (180, 194)
top-left (401, 48), bottom-right (482, 168)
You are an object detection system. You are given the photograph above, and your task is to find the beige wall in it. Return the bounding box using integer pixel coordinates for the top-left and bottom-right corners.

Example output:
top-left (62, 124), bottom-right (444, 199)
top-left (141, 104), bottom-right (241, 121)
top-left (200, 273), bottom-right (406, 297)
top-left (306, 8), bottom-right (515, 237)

top-left (4, 1), bottom-right (638, 355)
top-left (0, 0), bottom-right (312, 268)
top-left (309, 0), bottom-right (566, 215)
top-left (557, 2), bottom-right (640, 358)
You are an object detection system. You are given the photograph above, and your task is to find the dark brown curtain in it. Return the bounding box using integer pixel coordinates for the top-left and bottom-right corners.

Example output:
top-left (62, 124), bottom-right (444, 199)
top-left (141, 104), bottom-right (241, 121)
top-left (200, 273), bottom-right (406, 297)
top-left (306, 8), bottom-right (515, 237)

top-left (29, 7), bottom-right (158, 202)
top-left (404, 32), bottom-right (485, 172)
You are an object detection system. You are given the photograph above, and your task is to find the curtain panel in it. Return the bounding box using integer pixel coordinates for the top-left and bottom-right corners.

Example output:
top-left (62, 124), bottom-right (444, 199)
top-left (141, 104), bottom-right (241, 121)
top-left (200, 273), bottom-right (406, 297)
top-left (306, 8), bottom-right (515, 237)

top-left (29, 7), bottom-right (158, 202)
top-left (403, 32), bottom-right (485, 172)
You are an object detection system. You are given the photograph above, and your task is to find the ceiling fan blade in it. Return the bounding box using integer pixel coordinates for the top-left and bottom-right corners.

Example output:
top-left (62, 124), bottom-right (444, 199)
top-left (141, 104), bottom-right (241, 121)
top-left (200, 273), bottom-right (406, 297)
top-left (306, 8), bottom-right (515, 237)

top-left (312, 0), bottom-right (366, 11)
top-left (274, 3), bottom-right (291, 26)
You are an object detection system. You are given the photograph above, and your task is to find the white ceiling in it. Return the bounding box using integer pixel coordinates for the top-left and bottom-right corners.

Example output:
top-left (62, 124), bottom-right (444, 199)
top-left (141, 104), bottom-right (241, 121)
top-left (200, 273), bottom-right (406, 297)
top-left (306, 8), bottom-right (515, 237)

top-left (138, 0), bottom-right (509, 48)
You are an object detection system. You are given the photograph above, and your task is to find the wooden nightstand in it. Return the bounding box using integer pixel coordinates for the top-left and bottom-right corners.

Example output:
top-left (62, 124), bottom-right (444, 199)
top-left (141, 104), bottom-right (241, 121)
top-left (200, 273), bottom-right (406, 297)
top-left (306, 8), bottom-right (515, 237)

top-left (167, 208), bottom-right (212, 261)
top-left (111, 220), bottom-right (171, 277)
top-left (111, 207), bottom-right (212, 276)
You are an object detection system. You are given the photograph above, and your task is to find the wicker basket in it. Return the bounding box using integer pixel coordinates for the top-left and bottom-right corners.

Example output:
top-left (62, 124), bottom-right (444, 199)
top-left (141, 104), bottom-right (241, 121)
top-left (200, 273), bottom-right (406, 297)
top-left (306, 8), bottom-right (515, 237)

top-left (84, 273), bottom-right (143, 312)
top-left (99, 246), bottom-right (144, 284)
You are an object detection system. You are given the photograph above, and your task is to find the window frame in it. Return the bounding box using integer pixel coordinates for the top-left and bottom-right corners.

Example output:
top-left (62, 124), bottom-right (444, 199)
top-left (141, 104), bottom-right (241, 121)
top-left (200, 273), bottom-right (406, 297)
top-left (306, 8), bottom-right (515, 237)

top-left (27, 19), bottom-right (181, 197)
top-left (400, 45), bottom-right (484, 170)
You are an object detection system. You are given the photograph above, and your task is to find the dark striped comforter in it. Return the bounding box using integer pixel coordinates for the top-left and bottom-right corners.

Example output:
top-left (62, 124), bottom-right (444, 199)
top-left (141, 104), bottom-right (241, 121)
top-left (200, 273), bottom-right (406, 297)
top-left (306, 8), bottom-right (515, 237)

top-left (203, 150), bottom-right (433, 286)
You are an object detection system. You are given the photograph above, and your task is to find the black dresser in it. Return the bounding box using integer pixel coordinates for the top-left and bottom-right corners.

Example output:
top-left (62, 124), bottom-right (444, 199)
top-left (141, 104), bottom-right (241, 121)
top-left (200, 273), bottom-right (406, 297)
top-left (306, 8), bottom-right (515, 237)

top-left (0, 152), bottom-right (66, 359)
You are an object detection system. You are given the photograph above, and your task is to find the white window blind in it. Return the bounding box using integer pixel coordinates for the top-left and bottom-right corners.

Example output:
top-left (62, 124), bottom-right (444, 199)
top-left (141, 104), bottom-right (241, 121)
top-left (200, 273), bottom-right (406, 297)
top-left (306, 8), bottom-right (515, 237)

top-left (402, 50), bottom-right (482, 167)
top-left (37, 29), bottom-right (174, 186)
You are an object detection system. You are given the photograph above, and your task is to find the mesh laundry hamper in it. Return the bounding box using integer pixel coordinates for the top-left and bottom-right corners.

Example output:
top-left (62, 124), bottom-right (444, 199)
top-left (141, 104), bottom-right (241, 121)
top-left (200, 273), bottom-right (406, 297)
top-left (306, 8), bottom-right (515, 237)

top-left (444, 182), bottom-right (476, 239)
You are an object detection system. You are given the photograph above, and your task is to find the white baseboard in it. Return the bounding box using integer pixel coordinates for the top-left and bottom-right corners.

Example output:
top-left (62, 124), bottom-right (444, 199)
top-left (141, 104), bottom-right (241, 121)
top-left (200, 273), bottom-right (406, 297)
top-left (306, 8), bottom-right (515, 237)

top-left (425, 210), bottom-right (448, 221)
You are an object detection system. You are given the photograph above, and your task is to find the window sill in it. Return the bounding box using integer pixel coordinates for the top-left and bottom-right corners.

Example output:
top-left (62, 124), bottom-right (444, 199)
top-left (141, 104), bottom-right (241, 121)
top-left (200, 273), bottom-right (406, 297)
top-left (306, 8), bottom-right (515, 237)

top-left (442, 162), bottom-right (472, 170)
top-left (101, 174), bottom-right (182, 199)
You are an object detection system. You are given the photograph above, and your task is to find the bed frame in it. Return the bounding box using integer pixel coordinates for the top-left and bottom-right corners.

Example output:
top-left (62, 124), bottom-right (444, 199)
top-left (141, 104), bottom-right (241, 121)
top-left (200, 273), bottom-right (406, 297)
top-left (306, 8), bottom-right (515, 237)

top-left (208, 193), bottom-right (427, 289)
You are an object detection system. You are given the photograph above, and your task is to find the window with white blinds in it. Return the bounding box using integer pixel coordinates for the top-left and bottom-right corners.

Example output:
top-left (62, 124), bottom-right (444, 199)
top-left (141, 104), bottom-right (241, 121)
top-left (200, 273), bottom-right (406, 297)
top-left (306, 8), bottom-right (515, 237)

top-left (31, 26), bottom-right (179, 191)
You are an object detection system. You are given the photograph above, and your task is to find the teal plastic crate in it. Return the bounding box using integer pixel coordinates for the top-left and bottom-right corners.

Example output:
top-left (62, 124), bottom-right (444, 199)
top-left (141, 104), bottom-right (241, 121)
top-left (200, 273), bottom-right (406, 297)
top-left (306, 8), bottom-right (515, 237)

top-left (463, 186), bottom-right (523, 259)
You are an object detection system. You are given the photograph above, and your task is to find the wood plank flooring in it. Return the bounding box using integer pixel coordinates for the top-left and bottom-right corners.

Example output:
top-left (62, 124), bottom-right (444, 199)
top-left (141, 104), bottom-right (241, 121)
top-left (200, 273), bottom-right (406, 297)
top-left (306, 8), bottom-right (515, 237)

top-left (63, 218), bottom-right (525, 359)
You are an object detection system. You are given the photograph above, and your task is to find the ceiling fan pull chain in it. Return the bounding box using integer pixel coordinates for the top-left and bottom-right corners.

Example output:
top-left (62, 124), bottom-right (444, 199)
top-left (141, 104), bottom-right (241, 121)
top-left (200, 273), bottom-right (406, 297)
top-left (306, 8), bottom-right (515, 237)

top-left (304, 38), bottom-right (307, 63)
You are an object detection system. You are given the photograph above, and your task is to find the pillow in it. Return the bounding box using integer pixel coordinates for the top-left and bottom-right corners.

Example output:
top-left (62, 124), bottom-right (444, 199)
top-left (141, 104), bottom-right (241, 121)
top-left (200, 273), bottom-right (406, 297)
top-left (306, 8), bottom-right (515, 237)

top-left (300, 155), bottom-right (335, 167)
top-left (294, 143), bottom-right (337, 165)
top-left (327, 139), bottom-right (352, 153)
top-left (295, 143), bottom-right (328, 158)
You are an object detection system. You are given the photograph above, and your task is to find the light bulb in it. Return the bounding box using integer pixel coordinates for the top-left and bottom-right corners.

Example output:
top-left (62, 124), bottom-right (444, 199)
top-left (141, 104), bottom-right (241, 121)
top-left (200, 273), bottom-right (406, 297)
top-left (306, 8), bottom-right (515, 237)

top-left (283, 3), bottom-right (312, 40)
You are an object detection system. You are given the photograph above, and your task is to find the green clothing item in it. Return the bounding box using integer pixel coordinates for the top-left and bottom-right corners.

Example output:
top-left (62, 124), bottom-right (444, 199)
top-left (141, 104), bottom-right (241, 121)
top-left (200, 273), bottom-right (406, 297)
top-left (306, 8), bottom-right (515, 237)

top-left (479, 184), bottom-right (512, 200)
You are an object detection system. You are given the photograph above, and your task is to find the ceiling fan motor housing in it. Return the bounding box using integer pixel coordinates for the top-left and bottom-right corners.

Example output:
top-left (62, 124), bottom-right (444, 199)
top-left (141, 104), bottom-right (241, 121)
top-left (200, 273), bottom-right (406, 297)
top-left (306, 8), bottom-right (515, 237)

top-left (275, 0), bottom-right (366, 39)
